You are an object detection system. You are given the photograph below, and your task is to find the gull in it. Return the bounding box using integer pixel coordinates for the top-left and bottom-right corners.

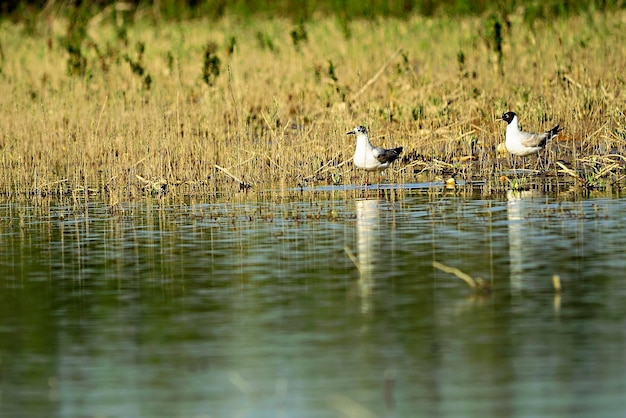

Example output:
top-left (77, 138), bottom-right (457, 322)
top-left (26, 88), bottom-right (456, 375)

top-left (500, 111), bottom-right (563, 157)
top-left (347, 126), bottom-right (403, 183)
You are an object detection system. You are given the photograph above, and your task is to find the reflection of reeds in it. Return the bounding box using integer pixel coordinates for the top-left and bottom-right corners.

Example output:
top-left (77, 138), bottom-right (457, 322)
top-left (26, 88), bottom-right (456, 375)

top-left (2, 12), bottom-right (626, 201)
top-left (552, 274), bottom-right (562, 293)
top-left (343, 246), bottom-right (360, 273)
top-left (328, 394), bottom-right (377, 418)
top-left (553, 274), bottom-right (562, 314)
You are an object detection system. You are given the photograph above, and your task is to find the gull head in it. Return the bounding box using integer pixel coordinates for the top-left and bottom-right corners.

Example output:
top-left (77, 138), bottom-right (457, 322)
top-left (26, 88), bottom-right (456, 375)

top-left (347, 125), bottom-right (368, 137)
top-left (501, 111), bottom-right (517, 125)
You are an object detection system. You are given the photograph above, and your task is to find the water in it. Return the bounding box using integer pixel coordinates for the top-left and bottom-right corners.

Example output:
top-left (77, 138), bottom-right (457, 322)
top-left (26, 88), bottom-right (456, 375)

top-left (1, 189), bottom-right (626, 418)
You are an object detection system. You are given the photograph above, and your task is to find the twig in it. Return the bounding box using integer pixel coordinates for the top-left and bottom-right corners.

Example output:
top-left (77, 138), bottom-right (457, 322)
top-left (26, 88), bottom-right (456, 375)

top-left (433, 261), bottom-right (479, 289)
top-left (215, 164), bottom-right (250, 186)
top-left (260, 110), bottom-right (276, 139)
top-left (555, 161), bottom-right (579, 179)
top-left (37, 178), bottom-right (69, 190)
top-left (563, 74), bottom-right (582, 89)
top-left (94, 95), bottom-right (108, 137)
top-left (352, 48), bottom-right (403, 102)
top-left (107, 158), bottom-right (146, 185)
top-left (586, 123), bottom-right (606, 142)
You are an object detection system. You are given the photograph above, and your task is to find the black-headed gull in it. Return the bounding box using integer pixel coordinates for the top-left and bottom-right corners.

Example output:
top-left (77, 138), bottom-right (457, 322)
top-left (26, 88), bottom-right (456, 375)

top-left (347, 126), bottom-right (403, 174)
top-left (500, 111), bottom-right (563, 157)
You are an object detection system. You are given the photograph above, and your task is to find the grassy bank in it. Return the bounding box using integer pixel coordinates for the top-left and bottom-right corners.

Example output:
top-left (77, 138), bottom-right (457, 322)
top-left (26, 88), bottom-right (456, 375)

top-left (1, 9), bottom-right (625, 203)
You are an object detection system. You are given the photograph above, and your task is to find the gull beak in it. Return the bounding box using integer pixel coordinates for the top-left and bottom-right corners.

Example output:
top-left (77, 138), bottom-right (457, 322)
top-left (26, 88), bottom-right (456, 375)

top-left (346, 130), bottom-right (355, 135)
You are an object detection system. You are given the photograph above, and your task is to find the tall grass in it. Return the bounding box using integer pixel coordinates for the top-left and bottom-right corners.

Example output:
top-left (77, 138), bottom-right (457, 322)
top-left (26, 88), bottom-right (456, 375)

top-left (1, 8), bottom-right (625, 202)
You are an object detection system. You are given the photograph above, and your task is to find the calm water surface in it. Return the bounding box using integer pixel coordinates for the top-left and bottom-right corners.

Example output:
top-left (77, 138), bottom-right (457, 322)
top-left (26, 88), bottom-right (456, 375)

top-left (1, 189), bottom-right (625, 418)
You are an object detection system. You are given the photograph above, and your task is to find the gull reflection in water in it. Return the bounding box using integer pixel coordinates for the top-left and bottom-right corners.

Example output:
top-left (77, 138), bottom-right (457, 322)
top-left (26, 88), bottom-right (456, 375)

top-left (355, 199), bottom-right (388, 314)
top-left (506, 189), bottom-right (543, 293)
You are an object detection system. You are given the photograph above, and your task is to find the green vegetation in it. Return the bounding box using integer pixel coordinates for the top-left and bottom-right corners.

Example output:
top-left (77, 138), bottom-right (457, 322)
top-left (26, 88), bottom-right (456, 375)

top-left (1, 4), bottom-right (626, 203)
top-left (3, 1), bottom-right (624, 21)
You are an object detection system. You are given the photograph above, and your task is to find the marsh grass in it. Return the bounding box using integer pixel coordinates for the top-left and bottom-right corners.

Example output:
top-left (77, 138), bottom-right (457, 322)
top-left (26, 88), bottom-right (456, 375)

top-left (1, 10), bottom-right (626, 204)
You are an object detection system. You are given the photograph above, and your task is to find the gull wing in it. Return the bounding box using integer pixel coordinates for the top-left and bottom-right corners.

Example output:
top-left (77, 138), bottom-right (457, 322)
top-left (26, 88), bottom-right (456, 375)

top-left (373, 146), bottom-right (403, 164)
top-left (520, 124), bottom-right (563, 148)
top-left (519, 131), bottom-right (549, 148)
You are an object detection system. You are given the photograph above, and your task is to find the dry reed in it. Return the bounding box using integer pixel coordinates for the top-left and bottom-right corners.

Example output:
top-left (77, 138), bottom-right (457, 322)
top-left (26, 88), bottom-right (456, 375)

top-left (1, 11), bottom-right (625, 202)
